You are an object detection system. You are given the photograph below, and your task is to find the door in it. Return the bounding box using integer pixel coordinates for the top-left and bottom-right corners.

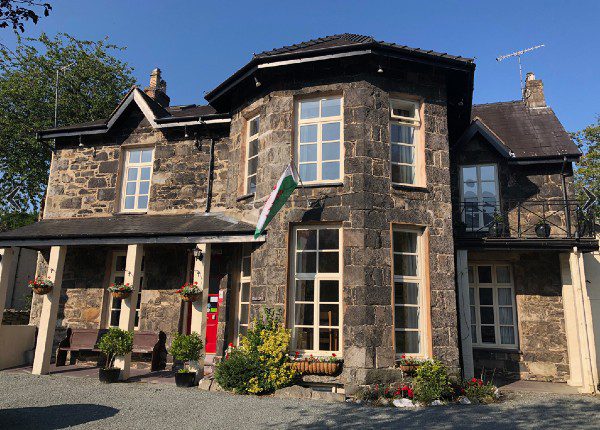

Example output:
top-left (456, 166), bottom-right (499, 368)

top-left (105, 251), bottom-right (144, 329)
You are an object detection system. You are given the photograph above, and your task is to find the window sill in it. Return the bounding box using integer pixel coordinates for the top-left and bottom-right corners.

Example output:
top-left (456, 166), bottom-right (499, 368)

top-left (473, 346), bottom-right (520, 354)
top-left (117, 211), bottom-right (148, 215)
top-left (391, 183), bottom-right (429, 193)
top-left (300, 181), bottom-right (344, 189)
top-left (236, 193), bottom-right (255, 202)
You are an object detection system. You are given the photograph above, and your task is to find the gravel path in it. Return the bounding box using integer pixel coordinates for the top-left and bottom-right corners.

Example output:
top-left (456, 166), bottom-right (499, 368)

top-left (1, 372), bottom-right (599, 429)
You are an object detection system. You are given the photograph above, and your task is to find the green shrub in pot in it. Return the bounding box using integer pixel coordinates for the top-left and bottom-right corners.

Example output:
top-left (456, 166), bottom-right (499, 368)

top-left (97, 328), bottom-right (133, 383)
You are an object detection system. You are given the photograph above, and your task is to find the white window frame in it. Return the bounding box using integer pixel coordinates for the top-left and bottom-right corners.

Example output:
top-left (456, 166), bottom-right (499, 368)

top-left (120, 147), bottom-right (154, 213)
top-left (289, 225), bottom-right (343, 356)
top-left (459, 164), bottom-right (500, 231)
top-left (390, 99), bottom-right (422, 187)
top-left (236, 244), bottom-right (252, 345)
top-left (295, 96), bottom-right (344, 185)
top-left (105, 251), bottom-right (144, 330)
top-left (244, 115), bottom-right (260, 195)
top-left (469, 263), bottom-right (518, 349)
top-left (392, 227), bottom-right (426, 358)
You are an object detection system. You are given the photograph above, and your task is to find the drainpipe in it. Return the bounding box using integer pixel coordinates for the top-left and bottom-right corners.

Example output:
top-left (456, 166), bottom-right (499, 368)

top-left (561, 156), bottom-right (572, 238)
top-left (205, 137), bottom-right (215, 213)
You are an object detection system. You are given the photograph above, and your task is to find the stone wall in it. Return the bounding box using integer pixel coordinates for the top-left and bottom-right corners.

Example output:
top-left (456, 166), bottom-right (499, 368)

top-left (1, 309), bottom-right (30, 325)
top-left (470, 250), bottom-right (569, 382)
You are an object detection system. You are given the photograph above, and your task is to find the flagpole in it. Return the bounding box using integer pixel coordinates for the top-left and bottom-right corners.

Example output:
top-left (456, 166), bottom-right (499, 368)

top-left (291, 162), bottom-right (311, 208)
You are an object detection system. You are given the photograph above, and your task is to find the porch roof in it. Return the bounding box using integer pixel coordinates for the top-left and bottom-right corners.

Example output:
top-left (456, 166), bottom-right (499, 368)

top-left (0, 213), bottom-right (262, 248)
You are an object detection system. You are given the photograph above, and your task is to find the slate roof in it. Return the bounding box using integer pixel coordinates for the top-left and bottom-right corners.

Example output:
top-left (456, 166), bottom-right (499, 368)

top-left (0, 213), bottom-right (257, 246)
top-left (471, 101), bottom-right (580, 159)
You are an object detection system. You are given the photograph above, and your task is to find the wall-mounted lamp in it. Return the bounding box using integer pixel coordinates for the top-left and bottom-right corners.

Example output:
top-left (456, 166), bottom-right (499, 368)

top-left (377, 65), bottom-right (383, 74)
top-left (254, 76), bottom-right (261, 88)
top-left (184, 125), bottom-right (189, 138)
top-left (193, 248), bottom-right (204, 261)
top-left (78, 135), bottom-right (84, 148)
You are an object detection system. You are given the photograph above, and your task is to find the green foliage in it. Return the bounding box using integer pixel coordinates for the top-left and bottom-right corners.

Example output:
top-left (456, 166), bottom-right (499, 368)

top-left (97, 328), bottom-right (133, 369)
top-left (0, 210), bottom-right (37, 232)
top-left (0, 33), bottom-right (135, 215)
top-left (462, 377), bottom-right (497, 404)
top-left (169, 332), bottom-right (203, 363)
top-left (0, 1), bottom-right (52, 32)
top-left (573, 118), bottom-right (600, 204)
top-left (215, 308), bottom-right (297, 394)
top-left (412, 359), bottom-right (452, 404)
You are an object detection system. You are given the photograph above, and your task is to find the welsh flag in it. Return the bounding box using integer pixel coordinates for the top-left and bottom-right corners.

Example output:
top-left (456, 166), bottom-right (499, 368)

top-left (254, 164), bottom-right (299, 239)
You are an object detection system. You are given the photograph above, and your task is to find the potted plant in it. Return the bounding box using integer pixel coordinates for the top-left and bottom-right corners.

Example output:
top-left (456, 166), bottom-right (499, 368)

top-left (97, 327), bottom-right (133, 383)
top-left (28, 278), bottom-right (54, 295)
top-left (397, 354), bottom-right (422, 376)
top-left (535, 219), bottom-right (551, 238)
top-left (177, 282), bottom-right (202, 303)
top-left (292, 353), bottom-right (342, 375)
top-left (107, 283), bottom-right (133, 299)
top-left (488, 212), bottom-right (505, 237)
top-left (169, 332), bottom-right (204, 387)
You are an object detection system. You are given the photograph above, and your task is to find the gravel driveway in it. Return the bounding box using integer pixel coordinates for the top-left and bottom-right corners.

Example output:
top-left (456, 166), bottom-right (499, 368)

top-left (1, 372), bottom-right (599, 429)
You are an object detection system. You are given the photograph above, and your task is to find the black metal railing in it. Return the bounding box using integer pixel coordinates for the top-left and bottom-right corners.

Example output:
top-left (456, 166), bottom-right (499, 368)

top-left (456, 199), bottom-right (596, 239)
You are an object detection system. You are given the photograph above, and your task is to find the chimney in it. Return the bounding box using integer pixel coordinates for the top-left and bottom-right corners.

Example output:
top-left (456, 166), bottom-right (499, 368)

top-left (524, 72), bottom-right (546, 108)
top-left (144, 68), bottom-right (170, 107)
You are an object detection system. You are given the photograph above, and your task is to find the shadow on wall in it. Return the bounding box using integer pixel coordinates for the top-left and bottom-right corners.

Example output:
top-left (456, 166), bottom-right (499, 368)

top-left (0, 403), bottom-right (119, 429)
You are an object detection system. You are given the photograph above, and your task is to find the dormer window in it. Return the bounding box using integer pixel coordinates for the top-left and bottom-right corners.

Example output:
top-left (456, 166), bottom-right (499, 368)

top-left (121, 148), bottom-right (154, 212)
top-left (390, 99), bottom-right (423, 187)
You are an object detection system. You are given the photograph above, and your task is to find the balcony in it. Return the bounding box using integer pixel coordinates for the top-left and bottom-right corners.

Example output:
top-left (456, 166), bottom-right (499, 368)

top-left (455, 200), bottom-right (598, 251)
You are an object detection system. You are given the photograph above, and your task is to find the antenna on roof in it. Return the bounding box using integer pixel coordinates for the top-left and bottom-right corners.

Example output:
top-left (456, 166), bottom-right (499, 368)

top-left (496, 44), bottom-right (545, 98)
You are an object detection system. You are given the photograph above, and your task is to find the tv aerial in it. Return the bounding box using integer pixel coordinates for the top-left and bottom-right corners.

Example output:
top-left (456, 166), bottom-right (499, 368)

top-left (496, 44), bottom-right (545, 97)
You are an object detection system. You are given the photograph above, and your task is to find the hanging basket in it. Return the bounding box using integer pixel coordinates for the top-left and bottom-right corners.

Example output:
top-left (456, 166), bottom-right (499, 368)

top-left (399, 364), bottom-right (419, 375)
top-left (180, 293), bottom-right (201, 303)
top-left (111, 290), bottom-right (132, 299)
top-left (293, 361), bottom-right (341, 375)
top-left (32, 285), bottom-right (53, 295)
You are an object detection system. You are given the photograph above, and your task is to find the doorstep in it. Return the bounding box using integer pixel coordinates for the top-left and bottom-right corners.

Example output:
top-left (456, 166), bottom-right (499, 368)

top-left (300, 374), bottom-right (345, 394)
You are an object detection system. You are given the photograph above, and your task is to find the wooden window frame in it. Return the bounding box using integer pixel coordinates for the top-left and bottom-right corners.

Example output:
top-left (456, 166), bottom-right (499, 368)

top-left (235, 243), bottom-right (252, 345)
top-left (120, 147), bottom-right (154, 213)
top-left (390, 99), bottom-right (424, 187)
top-left (104, 250), bottom-right (144, 330)
top-left (459, 164), bottom-right (500, 231)
top-left (244, 115), bottom-right (260, 196)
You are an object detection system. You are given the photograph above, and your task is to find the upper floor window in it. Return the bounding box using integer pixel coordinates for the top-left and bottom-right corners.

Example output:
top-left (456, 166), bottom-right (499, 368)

top-left (296, 96), bottom-right (343, 184)
top-left (121, 148), bottom-right (154, 212)
top-left (390, 99), bottom-right (421, 186)
top-left (460, 164), bottom-right (499, 230)
top-left (245, 116), bottom-right (260, 195)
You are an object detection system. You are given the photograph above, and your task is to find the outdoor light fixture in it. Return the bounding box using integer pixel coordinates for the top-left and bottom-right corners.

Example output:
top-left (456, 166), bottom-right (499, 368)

top-left (78, 136), bottom-right (84, 147)
top-left (377, 65), bottom-right (383, 73)
top-left (193, 248), bottom-right (204, 261)
top-left (184, 125), bottom-right (189, 138)
top-left (254, 76), bottom-right (261, 87)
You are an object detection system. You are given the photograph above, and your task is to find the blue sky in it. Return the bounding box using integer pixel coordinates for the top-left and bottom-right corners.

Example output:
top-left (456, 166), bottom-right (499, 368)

top-left (2, 0), bottom-right (598, 132)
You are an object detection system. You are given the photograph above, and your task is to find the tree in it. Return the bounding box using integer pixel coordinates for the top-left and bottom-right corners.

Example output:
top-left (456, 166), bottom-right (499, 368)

top-left (573, 118), bottom-right (600, 199)
top-left (0, 0), bottom-right (52, 32)
top-left (0, 33), bottom-right (135, 230)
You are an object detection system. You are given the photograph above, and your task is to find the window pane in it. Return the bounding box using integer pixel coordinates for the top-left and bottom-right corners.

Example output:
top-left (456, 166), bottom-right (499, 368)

top-left (470, 306), bottom-right (476, 322)
top-left (320, 280), bottom-right (339, 302)
top-left (295, 327), bottom-right (313, 350)
top-left (140, 167), bottom-right (151, 181)
top-left (322, 162), bottom-right (340, 180)
top-left (480, 307), bottom-right (495, 324)
top-left (300, 100), bottom-right (319, 119)
top-left (127, 168), bottom-right (138, 181)
top-left (391, 124), bottom-right (414, 144)
top-left (319, 229), bottom-right (339, 250)
top-left (240, 303), bottom-right (249, 325)
top-left (396, 331), bottom-right (419, 354)
top-left (248, 157), bottom-right (258, 175)
top-left (480, 165), bottom-right (496, 181)
top-left (300, 144), bottom-right (317, 162)
top-left (322, 142), bottom-right (340, 161)
top-left (469, 287), bottom-right (475, 305)
top-left (318, 252), bottom-right (339, 273)
top-left (110, 310), bottom-right (120, 327)
top-left (124, 196), bottom-right (135, 210)
top-left (238, 326), bottom-right (248, 338)
top-left (468, 266), bottom-right (474, 284)
top-left (500, 326), bottom-right (515, 345)
top-left (242, 255), bottom-right (251, 277)
top-left (498, 289), bottom-right (513, 308)
top-left (481, 181), bottom-right (497, 201)
top-left (129, 150), bottom-right (141, 163)
top-left (321, 98), bottom-right (341, 117)
top-left (497, 267), bottom-right (511, 284)
top-left (141, 149), bottom-right (153, 163)
top-left (296, 230), bottom-right (317, 250)
top-left (139, 181), bottom-right (150, 195)
top-left (462, 166), bottom-right (477, 182)
top-left (300, 125), bottom-right (318, 143)
top-left (479, 288), bottom-right (493, 305)
top-left (114, 276), bottom-right (125, 285)
top-left (299, 163), bottom-right (317, 181)
top-left (296, 252), bottom-right (316, 273)
top-left (319, 328), bottom-right (339, 351)
top-left (295, 280), bottom-right (314, 301)
top-left (249, 117), bottom-right (260, 136)
top-left (248, 139), bottom-right (259, 157)
top-left (392, 144), bottom-right (414, 164)
top-left (137, 195), bottom-right (148, 209)
top-left (481, 326), bottom-right (496, 343)
top-left (241, 282), bottom-right (250, 302)
top-left (471, 325), bottom-right (477, 343)
top-left (478, 266), bottom-right (493, 284)
top-left (393, 232), bottom-right (417, 253)
top-left (247, 176), bottom-right (256, 194)
top-left (394, 254), bottom-right (417, 277)
top-left (294, 304), bottom-right (314, 325)
top-left (126, 182), bottom-right (136, 195)
top-left (499, 307), bottom-right (513, 325)
top-left (322, 122), bottom-right (340, 141)
top-left (394, 282), bottom-right (419, 305)
top-left (392, 164), bottom-right (415, 184)
top-left (395, 306), bottom-right (419, 329)
top-left (115, 256), bottom-right (126, 271)
top-left (319, 304), bottom-right (339, 325)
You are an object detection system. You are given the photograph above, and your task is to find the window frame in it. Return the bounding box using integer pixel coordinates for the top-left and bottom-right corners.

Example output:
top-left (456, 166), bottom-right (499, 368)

top-left (295, 96), bottom-right (344, 185)
top-left (391, 226), bottom-right (428, 358)
top-left (235, 243), bottom-right (252, 345)
top-left (459, 164), bottom-right (500, 231)
top-left (120, 147), bottom-right (154, 213)
top-left (390, 99), bottom-right (423, 187)
top-left (105, 251), bottom-right (144, 330)
top-left (244, 115), bottom-right (260, 196)
top-left (289, 225), bottom-right (343, 356)
top-left (469, 263), bottom-right (519, 349)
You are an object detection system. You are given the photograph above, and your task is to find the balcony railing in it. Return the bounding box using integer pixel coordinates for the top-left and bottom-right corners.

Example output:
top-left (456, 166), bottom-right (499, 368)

top-left (457, 199), bottom-right (596, 240)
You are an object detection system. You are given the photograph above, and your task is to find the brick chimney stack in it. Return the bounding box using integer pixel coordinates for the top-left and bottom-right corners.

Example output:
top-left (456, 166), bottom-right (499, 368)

top-left (144, 68), bottom-right (170, 107)
top-left (524, 72), bottom-right (546, 108)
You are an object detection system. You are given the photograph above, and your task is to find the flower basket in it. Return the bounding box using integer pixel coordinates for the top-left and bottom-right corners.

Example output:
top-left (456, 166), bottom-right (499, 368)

top-left (107, 283), bottom-right (133, 299)
top-left (399, 364), bottom-right (418, 374)
top-left (293, 359), bottom-right (341, 375)
top-left (180, 293), bottom-right (201, 303)
top-left (33, 285), bottom-right (53, 295)
top-left (111, 290), bottom-right (132, 299)
top-left (28, 278), bottom-right (54, 295)
top-left (177, 282), bottom-right (202, 302)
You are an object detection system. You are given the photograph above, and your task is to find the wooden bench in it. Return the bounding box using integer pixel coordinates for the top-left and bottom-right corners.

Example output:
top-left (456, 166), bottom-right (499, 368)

top-left (56, 328), bottom-right (167, 371)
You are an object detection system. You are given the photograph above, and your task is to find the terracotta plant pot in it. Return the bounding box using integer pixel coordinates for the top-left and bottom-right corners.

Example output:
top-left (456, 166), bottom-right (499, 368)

top-left (294, 360), bottom-right (341, 375)
top-left (325, 362), bottom-right (340, 375)
top-left (32, 286), bottom-right (53, 295)
top-left (399, 364), bottom-right (418, 374)
top-left (111, 290), bottom-right (132, 299)
top-left (181, 293), bottom-right (201, 303)
top-left (99, 368), bottom-right (121, 383)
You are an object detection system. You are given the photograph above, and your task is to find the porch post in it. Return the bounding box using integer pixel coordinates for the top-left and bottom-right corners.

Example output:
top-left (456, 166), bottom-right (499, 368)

top-left (114, 244), bottom-right (143, 381)
top-left (32, 245), bottom-right (67, 375)
top-left (0, 248), bottom-right (16, 325)
top-left (190, 244), bottom-right (211, 357)
top-left (456, 249), bottom-right (474, 379)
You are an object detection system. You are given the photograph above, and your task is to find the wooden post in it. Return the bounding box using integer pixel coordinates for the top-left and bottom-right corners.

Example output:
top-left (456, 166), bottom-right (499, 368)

top-left (32, 246), bottom-right (67, 375)
top-left (0, 248), bottom-right (16, 326)
top-left (114, 244), bottom-right (143, 381)
top-left (456, 249), bottom-right (474, 379)
top-left (190, 244), bottom-right (211, 367)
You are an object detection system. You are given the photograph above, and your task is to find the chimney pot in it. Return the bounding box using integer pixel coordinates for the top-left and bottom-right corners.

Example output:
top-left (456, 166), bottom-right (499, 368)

top-left (524, 71), bottom-right (546, 108)
top-left (144, 67), bottom-right (170, 107)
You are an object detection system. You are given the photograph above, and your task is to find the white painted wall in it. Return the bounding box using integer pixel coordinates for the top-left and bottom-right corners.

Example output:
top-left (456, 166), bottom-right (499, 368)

top-left (584, 248), bottom-right (600, 374)
top-left (0, 325), bottom-right (36, 369)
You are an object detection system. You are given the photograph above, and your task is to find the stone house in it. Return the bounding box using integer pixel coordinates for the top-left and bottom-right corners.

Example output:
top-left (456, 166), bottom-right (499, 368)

top-left (0, 34), bottom-right (598, 392)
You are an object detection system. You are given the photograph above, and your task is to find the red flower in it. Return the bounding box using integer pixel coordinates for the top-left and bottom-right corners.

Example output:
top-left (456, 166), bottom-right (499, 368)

top-left (294, 351), bottom-right (299, 357)
top-left (401, 386), bottom-right (408, 391)
top-left (401, 354), bottom-right (406, 359)
top-left (407, 388), bottom-right (414, 398)
top-left (471, 377), bottom-right (477, 383)
top-left (228, 342), bottom-right (233, 347)
top-left (332, 353), bottom-right (336, 357)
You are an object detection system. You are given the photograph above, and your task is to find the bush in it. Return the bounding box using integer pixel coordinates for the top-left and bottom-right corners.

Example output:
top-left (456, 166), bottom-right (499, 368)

top-left (97, 328), bottom-right (133, 369)
top-left (169, 333), bottom-right (203, 363)
top-left (215, 308), bottom-right (297, 394)
top-left (412, 359), bottom-right (452, 404)
top-left (462, 377), bottom-right (497, 403)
